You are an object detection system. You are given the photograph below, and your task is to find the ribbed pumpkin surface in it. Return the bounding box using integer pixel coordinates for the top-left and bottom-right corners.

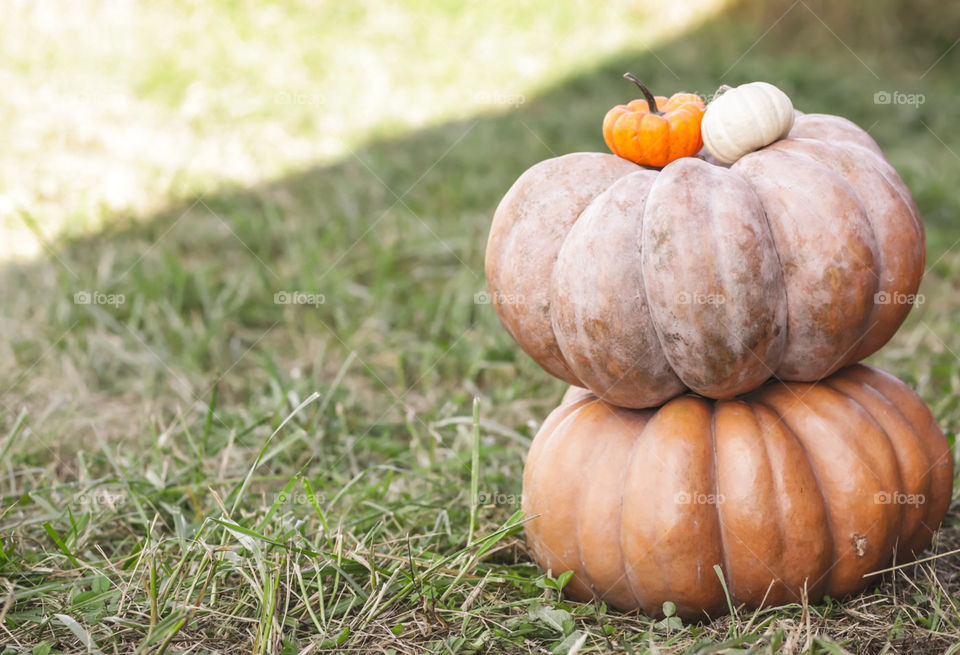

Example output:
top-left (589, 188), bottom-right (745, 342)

top-left (523, 365), bottom-right (953, 618)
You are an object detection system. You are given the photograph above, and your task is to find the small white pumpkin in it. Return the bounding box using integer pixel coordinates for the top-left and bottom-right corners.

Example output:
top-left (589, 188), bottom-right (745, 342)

top-left (701, 82), bottom-right (795, 165)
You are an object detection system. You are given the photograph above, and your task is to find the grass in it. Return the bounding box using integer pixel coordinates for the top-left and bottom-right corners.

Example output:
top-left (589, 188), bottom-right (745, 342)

top-left (0, 0), bottom-right (726, 259)
top-left (1, 0), bottom-right (960, 652)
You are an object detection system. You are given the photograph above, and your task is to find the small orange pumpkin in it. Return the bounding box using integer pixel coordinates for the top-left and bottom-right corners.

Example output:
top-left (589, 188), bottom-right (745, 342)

top-left (602, 74), bottom-right (705, 168)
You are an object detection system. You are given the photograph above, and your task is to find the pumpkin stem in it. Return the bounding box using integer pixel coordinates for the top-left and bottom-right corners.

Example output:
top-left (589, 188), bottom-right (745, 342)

top-left (623, 73), bottom-right (662, 115)
top-left (712, 84), bottom-right (733, 100)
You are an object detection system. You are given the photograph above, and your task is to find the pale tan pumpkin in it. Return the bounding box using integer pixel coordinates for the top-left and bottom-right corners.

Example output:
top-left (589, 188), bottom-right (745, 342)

top-left (523, 365), bottom-right (953, 619)
top-left (701, 81), bottom-right (795, 164)
top-left (485, 113), bottom-right (924, 408)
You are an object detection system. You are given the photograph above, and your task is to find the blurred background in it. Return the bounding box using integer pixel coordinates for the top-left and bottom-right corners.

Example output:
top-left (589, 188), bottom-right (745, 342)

top-left (2, 0), bottom-right (959, 650)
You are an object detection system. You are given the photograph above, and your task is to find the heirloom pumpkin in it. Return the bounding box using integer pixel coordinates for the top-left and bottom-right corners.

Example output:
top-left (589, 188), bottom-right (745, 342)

top-left (523, 365), bottom-right (953, 619)
top-left (485, 112), bottom-right (924, 408)
top-left (701, 81), bottom-right (795, 164)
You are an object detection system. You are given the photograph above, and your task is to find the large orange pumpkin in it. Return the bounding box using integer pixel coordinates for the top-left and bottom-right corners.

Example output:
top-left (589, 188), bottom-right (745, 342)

top-left (522, 365), bottom-right (953, 619)
top-left (485, 113), bottom-right (924, 408)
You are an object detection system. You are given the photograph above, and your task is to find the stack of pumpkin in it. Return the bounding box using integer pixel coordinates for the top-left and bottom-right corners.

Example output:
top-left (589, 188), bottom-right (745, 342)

top-left (484, 77), bottom-right (953, 619)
